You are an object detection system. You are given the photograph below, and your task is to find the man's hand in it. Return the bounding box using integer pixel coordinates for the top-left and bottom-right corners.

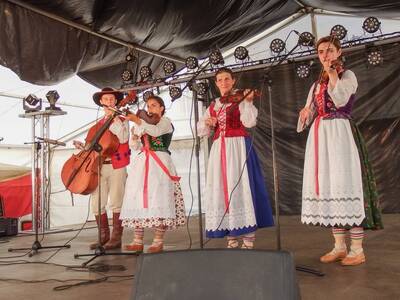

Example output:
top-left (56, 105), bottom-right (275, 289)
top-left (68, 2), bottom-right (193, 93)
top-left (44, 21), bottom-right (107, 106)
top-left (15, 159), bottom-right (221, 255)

top-left (73, 140), bottom-right (85, 150)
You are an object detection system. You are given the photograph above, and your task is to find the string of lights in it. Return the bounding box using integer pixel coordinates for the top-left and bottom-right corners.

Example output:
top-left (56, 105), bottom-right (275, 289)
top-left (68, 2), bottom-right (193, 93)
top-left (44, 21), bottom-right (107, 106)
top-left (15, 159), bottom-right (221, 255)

top-left (117, 18), bottom-right (398, 101)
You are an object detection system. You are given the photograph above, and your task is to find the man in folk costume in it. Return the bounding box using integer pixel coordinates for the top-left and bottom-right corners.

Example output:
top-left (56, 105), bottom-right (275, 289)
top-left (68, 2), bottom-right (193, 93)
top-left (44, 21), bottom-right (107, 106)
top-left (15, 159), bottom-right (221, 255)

top-left (73, 87), bottom-right (130, 250)
top-left (120, 96), bottom-right (186, 253)
top-left (197, 67), bottom-right (274, 249)
top-left (298, 36), bottom-right (382, 266)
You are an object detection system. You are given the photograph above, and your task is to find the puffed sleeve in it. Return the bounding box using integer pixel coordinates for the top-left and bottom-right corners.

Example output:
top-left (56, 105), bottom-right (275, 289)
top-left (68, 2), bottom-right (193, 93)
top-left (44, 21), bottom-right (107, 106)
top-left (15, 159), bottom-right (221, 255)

top-left (239, 100), bottom-right (258, 128)
top-left (327, 70), bottom-right (358, 108)
top-left (109, 117), bottom-right (129, 143)
top-left (136, 116), bottom-right (173, 137)
top-left (197, 106), bottom-right (212, 137)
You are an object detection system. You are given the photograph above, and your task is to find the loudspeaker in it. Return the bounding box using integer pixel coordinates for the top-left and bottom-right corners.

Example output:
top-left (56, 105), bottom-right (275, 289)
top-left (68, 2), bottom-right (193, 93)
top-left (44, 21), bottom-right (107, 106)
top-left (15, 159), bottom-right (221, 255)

top-left (132, 249), bottom-right (300, 300)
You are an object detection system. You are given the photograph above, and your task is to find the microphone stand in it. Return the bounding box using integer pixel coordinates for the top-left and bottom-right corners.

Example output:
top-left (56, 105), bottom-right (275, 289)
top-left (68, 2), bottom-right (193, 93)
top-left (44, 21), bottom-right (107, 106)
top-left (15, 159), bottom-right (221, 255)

top-left (72, 110), bottom-right (139, 267)
top-left (262, 42), bottom-right (324, 277)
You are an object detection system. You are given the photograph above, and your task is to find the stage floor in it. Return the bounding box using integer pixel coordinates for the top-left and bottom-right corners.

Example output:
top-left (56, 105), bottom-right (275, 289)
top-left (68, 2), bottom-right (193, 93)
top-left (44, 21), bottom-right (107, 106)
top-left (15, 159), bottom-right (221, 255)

top-left (0, 214), bottom-right (399, 300)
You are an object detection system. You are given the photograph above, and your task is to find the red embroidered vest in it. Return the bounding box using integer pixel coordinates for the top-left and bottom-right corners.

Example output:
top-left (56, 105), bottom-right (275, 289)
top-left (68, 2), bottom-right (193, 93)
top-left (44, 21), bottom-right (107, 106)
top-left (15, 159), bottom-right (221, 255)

top-left (209, 101), bottom-right (248, 140)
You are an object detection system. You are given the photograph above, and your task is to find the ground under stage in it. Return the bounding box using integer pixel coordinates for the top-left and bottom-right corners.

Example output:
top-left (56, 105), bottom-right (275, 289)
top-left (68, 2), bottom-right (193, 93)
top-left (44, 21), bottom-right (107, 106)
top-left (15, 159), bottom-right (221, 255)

top-left (0, 214), bottom-right (399, 300)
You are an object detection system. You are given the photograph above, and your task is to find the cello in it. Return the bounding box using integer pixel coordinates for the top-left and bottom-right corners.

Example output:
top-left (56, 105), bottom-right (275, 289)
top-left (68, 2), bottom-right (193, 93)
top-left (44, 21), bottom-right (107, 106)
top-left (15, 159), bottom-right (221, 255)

top-left (61, 91), bottom-right (137, 195)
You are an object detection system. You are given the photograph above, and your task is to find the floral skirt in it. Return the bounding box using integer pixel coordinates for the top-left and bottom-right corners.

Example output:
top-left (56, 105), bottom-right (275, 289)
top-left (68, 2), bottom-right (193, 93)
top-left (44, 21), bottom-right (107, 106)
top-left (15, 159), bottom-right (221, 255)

top-left (121, 182), bottom-right (186, 229)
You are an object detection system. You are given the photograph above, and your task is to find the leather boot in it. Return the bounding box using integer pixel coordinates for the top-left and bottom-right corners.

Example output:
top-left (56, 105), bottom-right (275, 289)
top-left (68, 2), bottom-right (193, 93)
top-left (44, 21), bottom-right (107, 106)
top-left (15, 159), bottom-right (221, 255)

top-left (89, 213), bottom-right (110, 250)
top-left (104, 212), bottom-right (124, 250)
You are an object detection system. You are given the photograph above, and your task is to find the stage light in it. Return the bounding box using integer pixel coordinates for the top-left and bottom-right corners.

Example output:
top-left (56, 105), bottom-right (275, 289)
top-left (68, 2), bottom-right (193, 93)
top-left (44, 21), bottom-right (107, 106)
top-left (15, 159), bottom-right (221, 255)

top-left (23, 94), bottom-right (42, 113)
top-left (298, 32), bottom-right (315, 47)
top-left (367, 48), bottom-right (383, 66)
top-left (363, 17), bottom-right (381, 34)
top-left (196, 82), bottom-right (208, 96)
top-left (185, 56), bottom-right (198, 69)
top-left (270, 38), bottom-right (286, 54)
top-left (139, 66), bottom-right (152, 79)
top-left (163, 60), bottom-right (176, 75)
top-left (330, 25), bottom-right (347, 40)
top-left (121, 69), bottom-right (133, 82)
top-left (209, 49), bottom-right (224, 65)
top-left (143, 90), bottom-right (154, 101)
top-left (169, 86), bottom-right (182, 100)
top-left (295, 63), bottom-right (311, 79)
top-left (45, 90), bottom-right (61, 111)
top-left (234, 46), bottom-right (249, 61)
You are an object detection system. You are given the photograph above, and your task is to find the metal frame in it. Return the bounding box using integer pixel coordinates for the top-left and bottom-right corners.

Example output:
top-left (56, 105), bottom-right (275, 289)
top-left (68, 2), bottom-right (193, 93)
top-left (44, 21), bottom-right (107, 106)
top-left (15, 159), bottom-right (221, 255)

top-left (18, 110), bottom-right (67, 231)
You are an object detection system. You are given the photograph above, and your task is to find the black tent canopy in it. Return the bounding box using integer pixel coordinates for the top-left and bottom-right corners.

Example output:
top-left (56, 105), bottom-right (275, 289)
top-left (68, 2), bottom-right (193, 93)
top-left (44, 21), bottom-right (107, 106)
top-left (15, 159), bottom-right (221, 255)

top-left (1, 0), bottom-right (400, 87)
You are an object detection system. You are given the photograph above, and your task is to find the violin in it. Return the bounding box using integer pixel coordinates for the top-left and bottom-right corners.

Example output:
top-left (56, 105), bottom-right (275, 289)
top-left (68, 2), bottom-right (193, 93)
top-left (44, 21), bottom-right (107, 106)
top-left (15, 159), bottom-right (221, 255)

top-left (219, 89), bottom-right (261, 104)
top-left (320, 59), bottom-right (344, 83)
top-left (61, 90), bottom-right (137, 195)
top-left (136, 109), bottom-right (161, 125)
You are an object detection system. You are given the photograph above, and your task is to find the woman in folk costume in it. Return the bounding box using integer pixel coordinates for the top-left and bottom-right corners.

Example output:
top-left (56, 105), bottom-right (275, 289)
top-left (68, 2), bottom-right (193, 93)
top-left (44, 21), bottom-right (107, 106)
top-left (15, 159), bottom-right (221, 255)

top-left (120, 95), bottom-right (186, 253)
top-left (298, 36), bottom-right (382, 266)
top-left (197, 67), bottom-right (274, 249)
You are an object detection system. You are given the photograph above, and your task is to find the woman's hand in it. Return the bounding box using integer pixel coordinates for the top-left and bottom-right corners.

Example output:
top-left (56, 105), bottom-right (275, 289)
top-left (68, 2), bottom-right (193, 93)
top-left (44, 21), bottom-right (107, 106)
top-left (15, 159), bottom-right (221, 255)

top-left (299, 107), bottom-right (312, 123)
top-left (205, 117), bottom-right (217, 127)
top-left (243, 89), bottom-right (255, 102)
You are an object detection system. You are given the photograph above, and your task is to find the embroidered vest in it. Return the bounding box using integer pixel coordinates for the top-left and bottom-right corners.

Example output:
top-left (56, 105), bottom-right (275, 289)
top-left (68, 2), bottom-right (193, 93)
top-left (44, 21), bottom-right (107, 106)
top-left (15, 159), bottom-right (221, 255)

top-left (314, 70), bottom-right (355, 120)
top-left (140, 126), bottom-right (174, 154)
top-left (94, 116), bottom-right (130, 169)
top-left (209, 101), bottom-right (248, 140)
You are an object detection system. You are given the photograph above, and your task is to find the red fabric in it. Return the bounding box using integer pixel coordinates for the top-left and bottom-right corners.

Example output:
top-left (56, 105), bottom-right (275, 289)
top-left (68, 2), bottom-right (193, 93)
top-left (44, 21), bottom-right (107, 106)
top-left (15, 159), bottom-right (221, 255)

top-left (112, 142), bottom-right (130, 169)
top-left (220, 136), bottom-right (230, 212)
top-left (0, 173), bottom-right (32, 218)
top-left (209, 102), bottom-right (249, 140)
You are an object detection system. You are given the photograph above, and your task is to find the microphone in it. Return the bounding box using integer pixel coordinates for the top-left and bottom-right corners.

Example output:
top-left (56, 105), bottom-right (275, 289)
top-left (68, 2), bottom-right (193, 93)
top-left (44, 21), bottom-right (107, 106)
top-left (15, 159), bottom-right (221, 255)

top-left (36, 137), bottom-right (66, 147)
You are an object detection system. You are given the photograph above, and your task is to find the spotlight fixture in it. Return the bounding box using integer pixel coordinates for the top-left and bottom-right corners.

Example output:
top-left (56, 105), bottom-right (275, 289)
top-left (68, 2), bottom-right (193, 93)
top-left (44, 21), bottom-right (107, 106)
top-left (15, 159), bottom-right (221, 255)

top-left (270, 38), bottom-right (286, 54)
top-left (295, 63), bottom-right (311, 79)
top-left (45, 90), bottom-right (61, 111)
top-left (367, 48), bottom-right (383, 66)
top-left (363, 17), bottom-right (381, 34)
top-left (121, 69), bottom-right (134, 82)
top-left (196, 82), bottom-right (208, 96)
top-left (169, 85), bottom-right (182, 100)
top-left (125, 53), bottom-right (135, 62)
top-left (234, 46), bottom-right (249, 61)
top-left (209, 49), bottom-right (224, 65)
top-left (163, 60), bottom-right (176, 75)
top-left (298, 32), bottom-right (315, 47)
top-left (23, 94), bottom-right (42, 113)
top-left (139, 66), bottom-right (152, 79)
top-left (330, 25), bottom-right (347, 40)
top-left (185, 56), bottom-right (198, 69)
top-left (143, 90), bottom-right (154, 101)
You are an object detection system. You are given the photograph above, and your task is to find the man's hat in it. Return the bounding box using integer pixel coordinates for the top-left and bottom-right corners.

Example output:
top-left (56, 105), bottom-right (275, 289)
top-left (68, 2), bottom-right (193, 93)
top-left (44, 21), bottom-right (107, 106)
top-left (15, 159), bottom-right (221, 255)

top-left (93, 87), bottom-right (124, 106)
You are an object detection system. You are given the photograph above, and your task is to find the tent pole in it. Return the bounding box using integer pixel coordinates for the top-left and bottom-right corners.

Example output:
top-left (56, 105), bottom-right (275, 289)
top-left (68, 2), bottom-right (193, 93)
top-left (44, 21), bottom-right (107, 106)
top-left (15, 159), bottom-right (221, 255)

top-left (5, 0), bottom-right (185, 63)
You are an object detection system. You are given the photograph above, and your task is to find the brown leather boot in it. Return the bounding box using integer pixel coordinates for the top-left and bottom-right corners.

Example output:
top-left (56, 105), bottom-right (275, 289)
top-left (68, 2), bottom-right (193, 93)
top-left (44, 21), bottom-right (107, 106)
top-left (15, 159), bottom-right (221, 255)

top-left (104, 212), bottom-right (124, 250)
top-left (89, 213), bottom-right (110, 250)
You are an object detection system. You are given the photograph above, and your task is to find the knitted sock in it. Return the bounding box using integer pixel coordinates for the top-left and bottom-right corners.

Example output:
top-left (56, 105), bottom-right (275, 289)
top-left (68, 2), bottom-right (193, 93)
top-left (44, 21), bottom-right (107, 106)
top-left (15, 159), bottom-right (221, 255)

top-left (152, 227), bottom-right (166, 246)
top-left (332, 227), bottom-right (347, 251)
top-left (227, 236), bottom-right (239, 248)
top-left (242, 232), bottom-right (256, 249)
top-left (349, 227), bottom-right (364, 256)
top-left (133, 227), bottom-right (144, 245)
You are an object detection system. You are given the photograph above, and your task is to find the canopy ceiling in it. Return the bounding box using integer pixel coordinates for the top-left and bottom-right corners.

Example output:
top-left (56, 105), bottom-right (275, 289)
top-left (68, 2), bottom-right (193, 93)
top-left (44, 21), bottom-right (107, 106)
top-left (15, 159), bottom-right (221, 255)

top-left (1, 0), bottom-right (400, 88)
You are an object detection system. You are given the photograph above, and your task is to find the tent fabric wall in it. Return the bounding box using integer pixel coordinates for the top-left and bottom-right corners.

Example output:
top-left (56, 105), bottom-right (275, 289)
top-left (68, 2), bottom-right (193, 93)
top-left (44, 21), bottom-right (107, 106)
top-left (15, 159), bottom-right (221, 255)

top-left (1, 1), bottom-right (400, 87)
